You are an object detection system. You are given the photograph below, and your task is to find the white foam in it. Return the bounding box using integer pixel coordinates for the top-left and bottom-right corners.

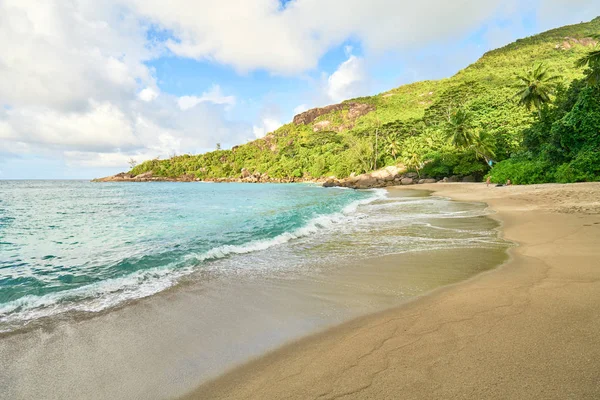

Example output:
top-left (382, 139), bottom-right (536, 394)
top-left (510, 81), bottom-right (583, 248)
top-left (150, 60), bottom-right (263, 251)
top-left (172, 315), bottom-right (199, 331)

top-left (0, 189), bottom-right (386, 330)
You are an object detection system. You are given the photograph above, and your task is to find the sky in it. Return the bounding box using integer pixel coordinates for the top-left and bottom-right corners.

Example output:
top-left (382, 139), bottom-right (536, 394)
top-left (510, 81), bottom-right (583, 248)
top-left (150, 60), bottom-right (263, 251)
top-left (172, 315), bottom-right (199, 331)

top-left (1, 0), bottom-right (600, 179)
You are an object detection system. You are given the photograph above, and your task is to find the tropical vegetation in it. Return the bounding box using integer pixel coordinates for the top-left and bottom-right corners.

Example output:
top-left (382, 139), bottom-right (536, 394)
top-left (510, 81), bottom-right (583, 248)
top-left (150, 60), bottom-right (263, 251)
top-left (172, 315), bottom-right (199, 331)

top-left (129, 17), bottom-right (600, 185)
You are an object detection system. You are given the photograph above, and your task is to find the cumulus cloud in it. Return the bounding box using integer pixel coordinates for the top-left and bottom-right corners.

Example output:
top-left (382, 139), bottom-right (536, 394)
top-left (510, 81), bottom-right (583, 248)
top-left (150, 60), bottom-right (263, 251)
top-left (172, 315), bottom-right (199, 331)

top-left (123, 0), bottom-right (568, 74)
top-left (0, 0), bottom-right (248, 173)
top-left (252, 118), bottom-right (283, 139)
top-left (326, 54), bottom-right (368, 103)
top-left (139, 87), bottom-right (159, 102)
top-left (177, 85), bottom-right (236, 110)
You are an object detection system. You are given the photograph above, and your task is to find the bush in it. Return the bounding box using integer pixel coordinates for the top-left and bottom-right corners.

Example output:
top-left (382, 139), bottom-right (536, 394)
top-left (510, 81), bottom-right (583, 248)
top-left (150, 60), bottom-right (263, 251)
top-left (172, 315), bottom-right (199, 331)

top-left (487, 158), bottom-right (555, 184)
top-left (554, 150), bottom-right (600, 183)
top-left (421, 151), bottom-right (487, 179)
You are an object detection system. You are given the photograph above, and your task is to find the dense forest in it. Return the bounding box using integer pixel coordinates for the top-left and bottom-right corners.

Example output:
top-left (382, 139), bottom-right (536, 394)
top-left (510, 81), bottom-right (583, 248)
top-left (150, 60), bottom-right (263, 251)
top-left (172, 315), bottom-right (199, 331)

top-left (129, 17), bottom-right (600, 184)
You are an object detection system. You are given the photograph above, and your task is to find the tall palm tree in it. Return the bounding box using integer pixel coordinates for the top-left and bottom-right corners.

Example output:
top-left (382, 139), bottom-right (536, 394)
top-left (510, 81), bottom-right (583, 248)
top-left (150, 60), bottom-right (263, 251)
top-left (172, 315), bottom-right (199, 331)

top-left (472, 130), bottom-right (496, 166)
top-left (386, 133), bottom-right (400, 161)
top-left (444, 108), bottom-right (477, 149)
top-left (515, 63), bottom-right (560, 118)
top-left (575, 34), bottom-right (600, 86)
top-left (401, 141), bottom-right (424, 178)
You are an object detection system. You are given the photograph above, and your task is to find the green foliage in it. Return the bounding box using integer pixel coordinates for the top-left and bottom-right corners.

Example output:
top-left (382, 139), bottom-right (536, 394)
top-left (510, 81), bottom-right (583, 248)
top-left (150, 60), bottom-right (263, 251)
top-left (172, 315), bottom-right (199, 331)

top-left (488, 158), bottom-right (555, 185)
top-left (515, 63), bottom-right (561, 116)
top-left (575, 34), bottom-right (600, 86)
top-left (554, 150), bottom-right (600, 182)
top-left (444, 108), bottom-right (476, 149)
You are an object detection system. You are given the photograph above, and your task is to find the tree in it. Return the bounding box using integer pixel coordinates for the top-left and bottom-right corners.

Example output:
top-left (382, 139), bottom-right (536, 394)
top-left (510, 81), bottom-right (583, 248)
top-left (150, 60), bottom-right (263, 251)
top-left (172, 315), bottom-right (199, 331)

top-left (444, 108), bottom-right (477, 149)
top-left (472, 130), bottom-right (496, 166)
top-left (216, 143), bottom-right (222, 150)
top-left (401, 139), bottom-right (425, 178)
top-left (515, 63), bottom-right (561, 118)
top-left (128, 158), bottom-right (137, 169)
top-left (373, 118), bottom-right (381, 170)
top-left (575, 35), bottom-right (600, 86)
top-left (386, 133), bottom-right (400, 161)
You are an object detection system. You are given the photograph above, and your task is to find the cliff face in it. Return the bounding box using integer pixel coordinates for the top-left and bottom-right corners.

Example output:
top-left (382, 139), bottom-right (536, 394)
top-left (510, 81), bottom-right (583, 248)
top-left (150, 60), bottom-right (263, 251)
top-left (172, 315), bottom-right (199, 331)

top-left (292, 102), bottom-right (375, 130)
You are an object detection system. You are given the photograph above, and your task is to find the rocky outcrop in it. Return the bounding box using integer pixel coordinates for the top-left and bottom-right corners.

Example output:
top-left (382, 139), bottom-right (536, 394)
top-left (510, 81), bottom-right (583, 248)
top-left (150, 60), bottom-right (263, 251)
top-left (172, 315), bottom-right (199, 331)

top-left (93, 169), bottom-right (327, 184)
top-left (293, 102), bottom-right (375, 129)
top-left (93, 171), bottom-right (172, 182)
top-left (555, 37), bottom-right (598, 50)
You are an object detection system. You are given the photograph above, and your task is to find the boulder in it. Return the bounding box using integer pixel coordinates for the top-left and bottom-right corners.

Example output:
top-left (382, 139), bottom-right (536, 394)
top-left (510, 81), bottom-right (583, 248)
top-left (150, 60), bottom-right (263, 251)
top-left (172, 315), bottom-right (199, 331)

top-left (370, 165), bottom-right (404, 182)
top-left (354, 175), bottom-right (378, 189)
top-left (241, 168), bottom-right (251, 178)
top-left (462, 175), bottom-right (476, 182)
top-left (405, 172), bottom-right (419, 179)
top-left (135, 171), bottom-right (153, 179)
top-left (323, 179), bottom-right (337, 188)
top-left (401, 177), bottom-right (414, 185)
top-left (422, 178), bottom-right (437, 184)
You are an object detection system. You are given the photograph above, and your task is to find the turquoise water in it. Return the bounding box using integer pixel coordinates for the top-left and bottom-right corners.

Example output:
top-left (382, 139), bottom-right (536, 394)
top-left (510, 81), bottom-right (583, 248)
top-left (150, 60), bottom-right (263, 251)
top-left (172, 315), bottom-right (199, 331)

top-left (0, 181), bottom-right (376, 329)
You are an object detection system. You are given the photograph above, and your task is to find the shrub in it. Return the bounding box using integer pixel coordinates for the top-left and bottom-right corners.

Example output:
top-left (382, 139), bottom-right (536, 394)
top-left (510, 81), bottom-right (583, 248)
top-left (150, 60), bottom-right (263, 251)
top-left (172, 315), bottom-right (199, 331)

top-left (488, 158), bottom-right (555, 184)
top-left (554, 150), bottom-right (600, 183)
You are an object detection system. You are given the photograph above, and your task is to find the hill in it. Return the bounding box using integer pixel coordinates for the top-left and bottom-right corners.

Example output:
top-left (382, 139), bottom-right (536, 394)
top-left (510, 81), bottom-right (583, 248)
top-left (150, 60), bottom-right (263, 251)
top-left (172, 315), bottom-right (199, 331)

top-left (118, 17), bottom-right (600, 183)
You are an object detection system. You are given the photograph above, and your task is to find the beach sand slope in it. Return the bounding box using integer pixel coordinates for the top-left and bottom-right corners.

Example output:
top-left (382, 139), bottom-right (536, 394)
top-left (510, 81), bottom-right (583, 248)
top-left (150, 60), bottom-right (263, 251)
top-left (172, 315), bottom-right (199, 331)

top-left (184, 183), bottom-right (600, 400)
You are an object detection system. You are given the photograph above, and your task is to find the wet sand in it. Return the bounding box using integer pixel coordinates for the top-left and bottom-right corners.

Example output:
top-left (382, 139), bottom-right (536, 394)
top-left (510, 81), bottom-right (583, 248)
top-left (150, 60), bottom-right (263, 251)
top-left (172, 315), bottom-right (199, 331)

top-left (184, 182), bottom-right (600, 400)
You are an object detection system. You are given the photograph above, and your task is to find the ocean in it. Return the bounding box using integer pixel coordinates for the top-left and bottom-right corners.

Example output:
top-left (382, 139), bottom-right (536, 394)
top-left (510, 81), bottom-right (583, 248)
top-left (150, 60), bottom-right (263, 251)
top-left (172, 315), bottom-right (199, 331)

top-left (0, 181), bottom-right (509, 399)
top-left (0, 181), bottom-right (377, 331)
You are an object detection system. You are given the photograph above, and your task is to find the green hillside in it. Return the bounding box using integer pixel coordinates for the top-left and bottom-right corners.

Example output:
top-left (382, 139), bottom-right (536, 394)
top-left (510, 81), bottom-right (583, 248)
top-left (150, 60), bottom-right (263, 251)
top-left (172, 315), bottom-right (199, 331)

top-left (129, 17), bottom-right (600, 183)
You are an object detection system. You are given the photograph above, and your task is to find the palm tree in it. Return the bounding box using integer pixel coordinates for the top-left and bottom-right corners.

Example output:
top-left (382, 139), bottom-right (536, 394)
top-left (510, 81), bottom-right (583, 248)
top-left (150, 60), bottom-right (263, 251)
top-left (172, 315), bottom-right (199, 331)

top-left (472, 130), bottom-right (496, 166)
top-left (575, 34), bottom-right (600, 86)
top-left (401, 140), bottom-right (424, 178)
top-left (444, 108), bottom-right (477, 149)
top-left (515, 63), bottom-right (560, 118)
top-left (386, 133), bottom-right (400, 161)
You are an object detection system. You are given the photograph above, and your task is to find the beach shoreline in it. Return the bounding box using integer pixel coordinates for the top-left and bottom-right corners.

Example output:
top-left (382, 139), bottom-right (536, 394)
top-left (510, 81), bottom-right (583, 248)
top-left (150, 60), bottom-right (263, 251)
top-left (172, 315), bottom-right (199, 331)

top-left (183, 182), bottom-right (600, 400)
top-left (0, 185), bottom-right (510, 400)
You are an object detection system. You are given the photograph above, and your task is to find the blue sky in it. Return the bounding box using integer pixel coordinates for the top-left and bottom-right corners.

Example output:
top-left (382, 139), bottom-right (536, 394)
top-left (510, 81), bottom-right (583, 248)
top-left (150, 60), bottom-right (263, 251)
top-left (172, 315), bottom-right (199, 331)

top-left (1, 0), bottom-right (599, 179)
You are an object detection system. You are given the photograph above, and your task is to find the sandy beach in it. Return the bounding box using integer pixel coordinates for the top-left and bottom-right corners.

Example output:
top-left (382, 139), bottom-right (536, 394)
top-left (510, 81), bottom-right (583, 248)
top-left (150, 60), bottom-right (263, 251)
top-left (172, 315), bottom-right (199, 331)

top-left (184, 182), bottom-right (600, 400)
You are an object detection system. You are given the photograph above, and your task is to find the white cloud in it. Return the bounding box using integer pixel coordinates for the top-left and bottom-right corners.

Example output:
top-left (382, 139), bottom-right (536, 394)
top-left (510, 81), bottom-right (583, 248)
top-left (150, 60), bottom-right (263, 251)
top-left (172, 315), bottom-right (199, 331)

top-left (177, 85), bottom-right (236, 110)
top-left (139, 87), bottom-right (159, 102)
top-left (326, 55), bottom-right (368, 103)
top-left (0, 1), bottom-right (248, 172)
top-left (252, 117), bottom-right (282, 139)
top-left (121, 0), bottom-right (531, 74)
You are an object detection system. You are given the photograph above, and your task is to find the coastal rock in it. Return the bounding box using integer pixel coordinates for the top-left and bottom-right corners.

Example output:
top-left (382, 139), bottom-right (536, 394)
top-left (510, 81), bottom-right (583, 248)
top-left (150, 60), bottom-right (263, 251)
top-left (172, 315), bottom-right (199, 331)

top-left (353, 175), bottom-right (378, 189)
top-left (136, 171), bottom-right (153, 179)
top-left (371, 166), bottom-right (402, 181)
top-left (443, 176), bottom-right (460, 183)
top-left (323, 179), bottom-right (337, 188)
top-left (462, 175), bottom-right (476, 182)
top-left (422, 178), bottom-right (437, 184)
top-left (401, 178), bottom-right (414, 185)
top-left (241, 168), bottom-right (250, 178)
